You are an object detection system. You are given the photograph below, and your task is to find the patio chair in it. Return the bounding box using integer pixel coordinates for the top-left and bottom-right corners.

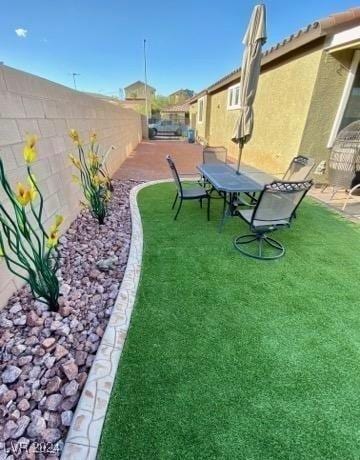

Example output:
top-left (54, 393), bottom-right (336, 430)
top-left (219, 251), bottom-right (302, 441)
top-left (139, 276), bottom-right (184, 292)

top-left (234, 180), bottom-right (313, 260)
top-left (283, 155), bottom-right (316, 181)
top-left (200, 146), bottom-right (228, 191)
top-left (203, 146), bottom-right (227, 164)
top-left (166, 155), bottom-right (211, 221)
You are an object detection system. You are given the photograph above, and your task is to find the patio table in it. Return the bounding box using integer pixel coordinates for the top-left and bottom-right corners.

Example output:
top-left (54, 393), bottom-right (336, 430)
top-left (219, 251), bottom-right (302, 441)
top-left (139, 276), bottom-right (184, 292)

top-left (197, 163), bottom-right (275, 230)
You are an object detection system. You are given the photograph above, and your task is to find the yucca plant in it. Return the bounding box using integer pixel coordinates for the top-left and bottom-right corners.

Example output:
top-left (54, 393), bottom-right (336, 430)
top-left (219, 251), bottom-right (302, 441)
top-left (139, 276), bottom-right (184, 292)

top-left (69, 130), bottom-right (112, 224)
top-left (0, 135), bottom-right (63, 311)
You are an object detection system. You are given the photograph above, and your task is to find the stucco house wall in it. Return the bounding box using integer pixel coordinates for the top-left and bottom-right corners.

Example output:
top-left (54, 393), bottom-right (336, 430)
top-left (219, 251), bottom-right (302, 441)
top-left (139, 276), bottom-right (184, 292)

top-left (0, 65), bottom-right (142, 308)
top-left (189, 6), bottom-right (360, 176)
top-left (195, 45), bottom-right (328, 174)
top-left (189, 103), bottom-right (197, 129)
top-left (194, 94), bottom-right (210, 142)
top-left (240, 46), bottom-right (324, 173)
top-left (298, 49), bottom-right (354, 169)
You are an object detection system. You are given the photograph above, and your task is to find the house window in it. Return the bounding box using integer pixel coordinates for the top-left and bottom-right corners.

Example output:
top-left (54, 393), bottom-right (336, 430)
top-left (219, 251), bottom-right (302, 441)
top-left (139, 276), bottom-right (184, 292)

top-left (228, 84), bottom-right (241, 110)
top-left (339, 63), bottom-right (360, 131)
top-left (328, 50), bottom-right (360, 147)
top-left (198, 97), bottom-right (205, 123)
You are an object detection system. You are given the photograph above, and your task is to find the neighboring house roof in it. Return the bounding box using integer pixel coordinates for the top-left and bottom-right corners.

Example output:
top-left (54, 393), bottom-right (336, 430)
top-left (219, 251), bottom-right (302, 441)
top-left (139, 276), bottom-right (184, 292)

top-left (124, 80), bottom-right (156, 91)
top-left (84, 91), bottom-right (120, 101)
top-left (189, 7), bottom-right (360, 103)
top-left (161, 101), bottom-right (190, 113)
top-left (84, 92), bottom-right (123, 106)
top-left (169, 89), bottom-right (194, 97)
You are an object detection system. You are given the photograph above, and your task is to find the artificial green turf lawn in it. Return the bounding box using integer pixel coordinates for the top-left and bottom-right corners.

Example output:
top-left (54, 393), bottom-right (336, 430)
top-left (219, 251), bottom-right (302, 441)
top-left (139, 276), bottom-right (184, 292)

top-left (99, 183), bottom-right (360, 460)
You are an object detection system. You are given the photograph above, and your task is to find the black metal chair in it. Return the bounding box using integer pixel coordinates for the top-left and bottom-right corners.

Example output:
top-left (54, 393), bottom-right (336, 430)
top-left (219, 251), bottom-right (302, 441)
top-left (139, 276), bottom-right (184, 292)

top-left (234, 180), bottom-right (313, 260)
top-left (283, 155), bottom-right (316, 181)
top-left (199, 146), bottom-right (228, 195)
top-left (203, 146), bottom-right (227, 164)
top-left (244, 155), bottom-right (316, 209)
top-left (166, 155), bottom-right (211, 221)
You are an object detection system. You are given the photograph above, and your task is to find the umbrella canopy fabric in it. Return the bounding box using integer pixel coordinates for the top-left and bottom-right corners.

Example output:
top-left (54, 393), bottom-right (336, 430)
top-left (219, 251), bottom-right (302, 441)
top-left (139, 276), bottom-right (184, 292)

top-left (232, 4), bottom-right (267, 146)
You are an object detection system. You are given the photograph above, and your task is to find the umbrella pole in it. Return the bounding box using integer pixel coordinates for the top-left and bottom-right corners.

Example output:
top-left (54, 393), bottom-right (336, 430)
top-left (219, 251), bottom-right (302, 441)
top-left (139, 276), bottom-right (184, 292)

top-left (236, 142), bottom-right (243, 175)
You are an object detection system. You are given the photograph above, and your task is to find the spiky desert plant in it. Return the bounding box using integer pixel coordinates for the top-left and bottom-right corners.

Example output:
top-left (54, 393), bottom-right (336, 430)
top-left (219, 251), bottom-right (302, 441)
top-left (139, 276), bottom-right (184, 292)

top-left (0, 135), bottom-right (63, 311)
top-left (69, 130), bottom-right (112, 224)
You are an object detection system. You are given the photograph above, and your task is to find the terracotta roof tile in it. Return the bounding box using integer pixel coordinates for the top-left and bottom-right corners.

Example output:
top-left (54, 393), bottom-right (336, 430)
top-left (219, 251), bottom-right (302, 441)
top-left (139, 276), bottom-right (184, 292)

top-left (189, 7), bottom-right (360, 103)
top-left (161, 101), bottom-right (190, 113)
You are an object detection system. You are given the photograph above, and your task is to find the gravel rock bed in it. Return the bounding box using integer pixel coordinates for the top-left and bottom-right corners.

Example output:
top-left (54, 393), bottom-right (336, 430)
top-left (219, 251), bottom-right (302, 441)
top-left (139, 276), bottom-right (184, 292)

top-left (0, 179), bottom-right (140, 459)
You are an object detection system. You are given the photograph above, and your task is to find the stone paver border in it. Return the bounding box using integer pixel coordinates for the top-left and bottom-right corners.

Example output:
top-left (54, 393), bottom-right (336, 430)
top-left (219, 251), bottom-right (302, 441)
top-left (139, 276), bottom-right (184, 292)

top-left (61, 180), bottom-right (173, 459)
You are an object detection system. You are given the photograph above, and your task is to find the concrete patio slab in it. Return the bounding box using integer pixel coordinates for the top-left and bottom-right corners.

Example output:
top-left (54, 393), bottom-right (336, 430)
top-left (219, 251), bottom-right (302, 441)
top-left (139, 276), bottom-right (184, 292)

top-left (114, 140), bottom-right (359, 223)
top-left (113, 139), bottom-right (202, 181)
top-left (309, 186), bottom-right (360, 222)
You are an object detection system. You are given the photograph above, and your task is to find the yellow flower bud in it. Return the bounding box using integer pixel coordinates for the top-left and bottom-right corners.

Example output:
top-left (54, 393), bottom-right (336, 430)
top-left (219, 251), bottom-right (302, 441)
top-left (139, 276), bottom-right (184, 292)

top-left (54, 215), bottom-right (64, 228)
top-left (16, 183), bottom-right (32, 206)
top-left (23, 134), bottom-right (38, 163)
top-left (88, 152), bottom-right (99, 167)
top-left (69, 129), bottom-right (81, 144)
top-left (69, 154), bottom-right (81, 169)
top-left (47, 229), bottom-right (59, 248)
top-left (104, 189), bottom-right (112, 202)
top-left (92, 175), bottom-right (100, 186)
top-left (72, 175), bottom-right (80, 184)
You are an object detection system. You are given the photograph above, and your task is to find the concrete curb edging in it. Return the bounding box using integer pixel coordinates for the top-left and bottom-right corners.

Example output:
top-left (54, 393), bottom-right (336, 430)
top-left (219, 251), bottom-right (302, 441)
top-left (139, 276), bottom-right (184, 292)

top-left (61, 180), bottom-right (171, 459)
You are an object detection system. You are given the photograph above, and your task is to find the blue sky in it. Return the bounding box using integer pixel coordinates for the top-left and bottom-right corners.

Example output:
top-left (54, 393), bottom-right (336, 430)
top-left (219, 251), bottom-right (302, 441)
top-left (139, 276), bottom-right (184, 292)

top-left (0, 0), bottom-right (357, 96)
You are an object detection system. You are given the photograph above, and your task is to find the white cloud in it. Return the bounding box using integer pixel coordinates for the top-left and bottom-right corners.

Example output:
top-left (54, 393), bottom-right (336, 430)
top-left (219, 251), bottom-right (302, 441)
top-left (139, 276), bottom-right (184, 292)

top-left (15, 28), bottom-right (28, 38)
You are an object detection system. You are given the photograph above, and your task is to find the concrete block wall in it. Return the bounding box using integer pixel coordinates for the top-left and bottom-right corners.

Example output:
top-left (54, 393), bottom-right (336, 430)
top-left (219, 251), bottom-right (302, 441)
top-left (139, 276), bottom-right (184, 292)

top-left (0, 65), bottom-right (142, 307)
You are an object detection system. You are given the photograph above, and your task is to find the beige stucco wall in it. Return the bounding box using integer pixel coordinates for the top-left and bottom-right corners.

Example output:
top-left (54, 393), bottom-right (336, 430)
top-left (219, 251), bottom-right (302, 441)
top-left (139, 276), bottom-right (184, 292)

top-left (299, 49), bottom-right (355, 172)
top-left (189, 103), bottom-right (197, 129)
top-left (193, 95), bottom-right (210, 141)
top-left (194, 45), bottom-right (331, 175)
top-left (0, 65), bottom-right (142, 307)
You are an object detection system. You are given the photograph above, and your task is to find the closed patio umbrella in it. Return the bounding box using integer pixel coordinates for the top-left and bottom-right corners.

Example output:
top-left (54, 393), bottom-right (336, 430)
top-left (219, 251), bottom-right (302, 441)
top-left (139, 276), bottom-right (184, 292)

top-left (232, 3), bottom-right (267, 174)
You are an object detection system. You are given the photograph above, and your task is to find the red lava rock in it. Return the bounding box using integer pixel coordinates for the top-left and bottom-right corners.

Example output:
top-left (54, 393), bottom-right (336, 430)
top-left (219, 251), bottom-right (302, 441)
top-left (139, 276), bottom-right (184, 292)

top-left (54, 344), bottom-right (68, 360)
top-left (0, 330), bottom-right (13, 347)
top-left (58, 302), bottom-right (72, 317)
top-left (60, 394), bottom-right (79, 411)
top-left (76, 372), bottom-right (88, 389)
top-left (61, 410), bottom-right (73, 426)
top-left (18, 355), bottom-right (33, 366)
top-left (75, 350), bottom-right (87, 366)
top-left (61, 361), bottom-right (78, 381)
top-left (31, 389), bottom-right (45, 402)
top-left (89, 269), bottom-right (101, 280)
top-left (11, 415), bottom-right (30, 438)
top-left (46, 377), bottom-right (62, 395)
top-left (2, 366), bottom-right (22, 384)
top-left (62, 380), bottom-right (79, 397)
top-left (42, 337), bottom-right (56, 350)
top-left (96, 326), bottom-right (104, 337)
top-left (3, 420), bottom-right (17, 441)
top-left (25, 335), bottom-right (39, 346)
top-left (42, 427), bottom-right (62, 443)
top-left (17, 398), bottom-right (30, 412)
top-left (45, 394), bottom-right (63, 411)
top-left (0, 180), bottom-right (135, 452)
top-left (1, 390), bottom-right (17, 404)
top-left (27, 414), bottom-right (46, 438)
top-left (26, 311), bottom-right (44, 327)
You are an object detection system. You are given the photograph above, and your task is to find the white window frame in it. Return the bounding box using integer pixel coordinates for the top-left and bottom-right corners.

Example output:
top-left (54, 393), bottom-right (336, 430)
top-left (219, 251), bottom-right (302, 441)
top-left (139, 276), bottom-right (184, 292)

top-left (327, 49), bottom-right (360, 148)
top-left (227, 83), bottom-right (241, 110)
top-left (198, 96), bottom-right (205, 124)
